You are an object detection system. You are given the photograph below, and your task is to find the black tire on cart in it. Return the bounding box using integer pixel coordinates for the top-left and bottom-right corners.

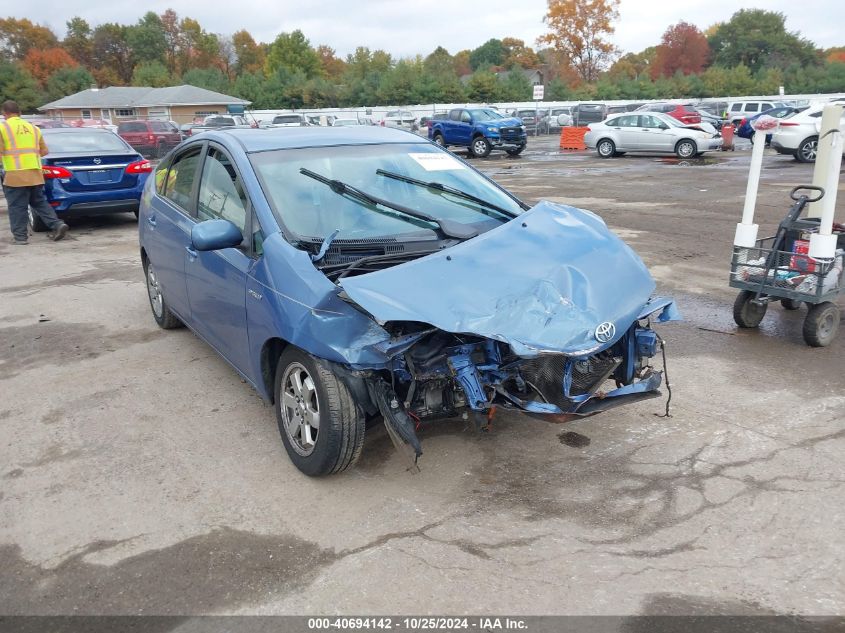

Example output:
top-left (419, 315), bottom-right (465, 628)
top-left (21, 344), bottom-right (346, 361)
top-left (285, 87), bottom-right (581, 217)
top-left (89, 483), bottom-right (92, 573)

top-left (733, 290), bottom-right (767, 328)
top-left (802, 302), bottom-right (840, 347)
top-left (781, 298), bottom-right (802, 311)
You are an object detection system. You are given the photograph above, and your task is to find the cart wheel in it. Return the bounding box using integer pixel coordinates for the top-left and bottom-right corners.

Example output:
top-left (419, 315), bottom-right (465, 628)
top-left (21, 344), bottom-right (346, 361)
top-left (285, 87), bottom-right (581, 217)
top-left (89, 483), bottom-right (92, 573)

top-left (781, 298), bottom-right (802, 311)
top-left (802, 302), bottom-right (840, 347)
top-left (733, 291), bottom-right (767, 328)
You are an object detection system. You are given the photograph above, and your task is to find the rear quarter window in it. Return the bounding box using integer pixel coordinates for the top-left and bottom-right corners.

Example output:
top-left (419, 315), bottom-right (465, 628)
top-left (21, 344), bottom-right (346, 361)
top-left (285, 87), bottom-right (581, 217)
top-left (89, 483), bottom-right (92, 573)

top-left (119, 122), bottom-right (147, 133)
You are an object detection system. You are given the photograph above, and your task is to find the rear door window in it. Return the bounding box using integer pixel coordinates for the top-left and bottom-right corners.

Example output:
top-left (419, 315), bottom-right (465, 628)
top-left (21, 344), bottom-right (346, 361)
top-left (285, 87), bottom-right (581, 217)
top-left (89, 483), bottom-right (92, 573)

top-left (746, 103), bottom-right (759, 113)
top-left (163, 146), bottom-right (202, 213)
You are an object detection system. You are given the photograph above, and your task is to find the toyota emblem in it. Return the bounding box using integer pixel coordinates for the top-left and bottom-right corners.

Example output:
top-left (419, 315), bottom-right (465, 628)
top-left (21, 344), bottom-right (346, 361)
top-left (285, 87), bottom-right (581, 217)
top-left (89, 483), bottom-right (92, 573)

top-left (93, 158), bottom-right (102, 164)
top-left (595, 321), bottom-right (616, 343)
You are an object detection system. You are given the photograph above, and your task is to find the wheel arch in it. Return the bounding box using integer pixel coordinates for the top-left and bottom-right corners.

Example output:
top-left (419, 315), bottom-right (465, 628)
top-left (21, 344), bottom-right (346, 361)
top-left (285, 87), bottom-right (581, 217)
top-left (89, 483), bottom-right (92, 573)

top-left (261, 336), bottom-right (290, 403)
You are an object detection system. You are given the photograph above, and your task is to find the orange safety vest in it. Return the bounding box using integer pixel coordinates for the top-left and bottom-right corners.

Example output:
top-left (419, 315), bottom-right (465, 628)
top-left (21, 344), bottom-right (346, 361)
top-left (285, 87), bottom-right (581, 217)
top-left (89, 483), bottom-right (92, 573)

top-left (0, 116), bottom-right (42, 172)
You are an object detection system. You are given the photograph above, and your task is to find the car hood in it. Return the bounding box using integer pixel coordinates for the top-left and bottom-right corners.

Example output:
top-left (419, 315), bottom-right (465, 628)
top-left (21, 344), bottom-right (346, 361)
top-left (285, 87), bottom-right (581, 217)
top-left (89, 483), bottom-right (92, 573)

top-left (340, 201), bottom-right (660, 357)
top-left (484, 117), bottom-right (523, 127)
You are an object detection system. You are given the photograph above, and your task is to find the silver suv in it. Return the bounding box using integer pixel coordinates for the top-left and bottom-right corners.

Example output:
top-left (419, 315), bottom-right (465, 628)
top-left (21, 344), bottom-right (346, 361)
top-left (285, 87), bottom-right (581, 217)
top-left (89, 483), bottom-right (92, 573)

top-left (726, 100), bottom-right (788, 124)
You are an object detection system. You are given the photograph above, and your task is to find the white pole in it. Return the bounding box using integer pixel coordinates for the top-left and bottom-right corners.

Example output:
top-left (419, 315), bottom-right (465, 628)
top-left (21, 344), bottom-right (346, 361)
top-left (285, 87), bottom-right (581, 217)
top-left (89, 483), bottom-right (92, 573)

top-left (808, 105), bottom-right (844, 259)
top-left (807, 105), bottom-right (842, 219)
top-left (734, 130), bottom-right (766, 247)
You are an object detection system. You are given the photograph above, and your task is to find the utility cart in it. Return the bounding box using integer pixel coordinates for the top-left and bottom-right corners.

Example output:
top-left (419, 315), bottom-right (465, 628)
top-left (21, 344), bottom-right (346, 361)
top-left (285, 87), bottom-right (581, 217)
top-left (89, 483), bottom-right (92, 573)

top-left (730, 186), bottom-right (845, 347)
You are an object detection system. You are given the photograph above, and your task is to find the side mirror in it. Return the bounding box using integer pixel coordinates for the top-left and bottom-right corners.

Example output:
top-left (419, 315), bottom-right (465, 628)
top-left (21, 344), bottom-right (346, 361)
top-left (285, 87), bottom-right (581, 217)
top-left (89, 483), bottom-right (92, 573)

top-left (191, 219), bottom-right (243, 251)
top-left (659, 123), bottom-right (669, 130)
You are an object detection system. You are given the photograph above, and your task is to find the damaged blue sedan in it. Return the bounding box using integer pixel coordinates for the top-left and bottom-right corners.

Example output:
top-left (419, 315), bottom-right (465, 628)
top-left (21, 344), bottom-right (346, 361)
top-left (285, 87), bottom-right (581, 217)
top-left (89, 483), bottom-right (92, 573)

top-left (139, 127), bottom-right (679, 476)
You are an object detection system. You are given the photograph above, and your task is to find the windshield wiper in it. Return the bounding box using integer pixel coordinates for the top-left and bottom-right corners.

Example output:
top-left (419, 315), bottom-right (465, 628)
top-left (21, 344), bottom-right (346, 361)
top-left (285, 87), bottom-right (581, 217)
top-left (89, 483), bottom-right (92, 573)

top-left (376, 169), bottom-right (520, 218)
top-left (299, 168), bottom-right (478, 241)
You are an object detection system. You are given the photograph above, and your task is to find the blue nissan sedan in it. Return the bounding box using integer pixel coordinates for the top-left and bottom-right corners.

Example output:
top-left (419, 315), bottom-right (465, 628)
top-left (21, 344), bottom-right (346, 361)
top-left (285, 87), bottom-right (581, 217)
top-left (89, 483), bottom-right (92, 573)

top-left (139, 127), bottom-right (678, 476)
top-left (32, 128), bottom-right (151, 231)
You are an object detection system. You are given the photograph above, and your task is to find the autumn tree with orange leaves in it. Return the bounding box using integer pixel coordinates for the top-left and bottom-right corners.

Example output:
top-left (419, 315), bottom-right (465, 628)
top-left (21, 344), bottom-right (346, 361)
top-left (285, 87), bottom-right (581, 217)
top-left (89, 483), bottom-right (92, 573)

top-left (651, 22), bottom-right (710, 78)
top-left (538, 0), bottom-right (620, 83)
top-left (23, 47), bottom-right (78, 85)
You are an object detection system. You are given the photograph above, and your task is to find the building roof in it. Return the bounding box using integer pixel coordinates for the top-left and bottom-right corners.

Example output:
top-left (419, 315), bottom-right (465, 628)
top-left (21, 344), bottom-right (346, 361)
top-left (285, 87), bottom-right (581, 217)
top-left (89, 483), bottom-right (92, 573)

top-left (40, 85), bottom-right (250, 111)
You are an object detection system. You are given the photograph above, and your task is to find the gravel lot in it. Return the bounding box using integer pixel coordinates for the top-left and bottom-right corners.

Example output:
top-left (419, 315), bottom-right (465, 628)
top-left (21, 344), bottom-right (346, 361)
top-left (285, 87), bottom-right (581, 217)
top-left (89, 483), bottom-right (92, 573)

top-left (0, 136), bottom-right (843, 619)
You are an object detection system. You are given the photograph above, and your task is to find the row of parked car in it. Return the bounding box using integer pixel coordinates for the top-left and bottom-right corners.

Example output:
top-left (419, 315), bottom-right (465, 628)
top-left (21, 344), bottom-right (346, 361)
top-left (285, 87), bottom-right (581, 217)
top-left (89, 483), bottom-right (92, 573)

top-left (581, 98), bottom-right (845, 162)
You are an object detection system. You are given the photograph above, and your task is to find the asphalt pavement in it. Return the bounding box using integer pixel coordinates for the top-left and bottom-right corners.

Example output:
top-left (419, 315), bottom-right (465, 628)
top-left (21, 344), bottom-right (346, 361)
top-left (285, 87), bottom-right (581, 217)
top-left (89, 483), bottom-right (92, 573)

top-left (0, 136), bottom-right (843, 621)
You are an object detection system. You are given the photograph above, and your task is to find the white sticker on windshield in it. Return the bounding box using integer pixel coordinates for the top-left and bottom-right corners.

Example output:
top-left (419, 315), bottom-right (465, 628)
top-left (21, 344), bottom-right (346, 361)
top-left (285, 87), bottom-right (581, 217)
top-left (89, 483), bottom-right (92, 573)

top-left (408, 152), bottom-right (466, 171)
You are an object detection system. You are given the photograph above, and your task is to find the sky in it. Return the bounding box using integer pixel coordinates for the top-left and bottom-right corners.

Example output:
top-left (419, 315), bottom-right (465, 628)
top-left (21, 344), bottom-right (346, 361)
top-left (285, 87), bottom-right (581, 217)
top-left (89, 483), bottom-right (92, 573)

top-left (7, 0), bottom-right (845, 59)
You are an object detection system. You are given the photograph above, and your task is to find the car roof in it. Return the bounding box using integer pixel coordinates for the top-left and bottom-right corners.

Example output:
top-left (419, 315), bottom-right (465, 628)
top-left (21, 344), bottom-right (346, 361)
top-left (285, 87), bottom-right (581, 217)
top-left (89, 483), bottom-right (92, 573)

top-left (41, 127), bottom-right (116, 134)
top-left (207, 126), bottom-right (426, 152)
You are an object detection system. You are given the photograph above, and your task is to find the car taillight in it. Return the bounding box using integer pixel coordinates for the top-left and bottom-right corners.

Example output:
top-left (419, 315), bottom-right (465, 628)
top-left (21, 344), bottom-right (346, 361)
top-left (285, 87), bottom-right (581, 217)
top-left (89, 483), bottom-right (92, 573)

top-left (126, 159), bottom-right (152, 174)
top-left (148, 133), bottom-right (156, 143)
top-left (42, 165), bottom-right (73, 179)
top-left (740, 118), bottom-right (747, 127)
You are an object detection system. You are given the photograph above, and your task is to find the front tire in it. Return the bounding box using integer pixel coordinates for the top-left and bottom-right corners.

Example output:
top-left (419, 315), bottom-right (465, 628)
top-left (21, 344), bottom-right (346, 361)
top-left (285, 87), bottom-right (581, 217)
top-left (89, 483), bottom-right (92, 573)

top-left (470, 136), bottom-right (491, 158)
top-left (597, 138), bottom-right (615, 158)
top-left (795, 136), bottom-right (818, 163)
top-left (505, 144), bottom-right (525, 156)
top-left (28, 208), bottom-right (49, 232)
top-left (144, 259), bottom-right (182, 329)
top-left (676, 139), bottom-right (697, 158)
top-left (803, 302), bottom-right (840, 347)
top-left (733, 290), bottom-right (767, 328)
top-left (274, 348), bottom-right (365, 476)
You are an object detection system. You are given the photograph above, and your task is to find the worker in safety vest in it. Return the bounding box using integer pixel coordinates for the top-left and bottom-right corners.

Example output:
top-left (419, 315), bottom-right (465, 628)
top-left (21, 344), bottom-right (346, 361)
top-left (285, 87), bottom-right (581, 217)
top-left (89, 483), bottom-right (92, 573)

top-left (0, 100), bottom-right (69, 244)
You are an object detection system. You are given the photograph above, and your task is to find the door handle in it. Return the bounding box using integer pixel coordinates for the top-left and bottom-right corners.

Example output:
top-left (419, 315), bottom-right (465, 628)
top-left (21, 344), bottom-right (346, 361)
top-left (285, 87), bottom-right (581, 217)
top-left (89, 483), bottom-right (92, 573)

top-left (185, 246), bottom-right (197, 259)
top-left (147, 216), bottom-right (156, 227)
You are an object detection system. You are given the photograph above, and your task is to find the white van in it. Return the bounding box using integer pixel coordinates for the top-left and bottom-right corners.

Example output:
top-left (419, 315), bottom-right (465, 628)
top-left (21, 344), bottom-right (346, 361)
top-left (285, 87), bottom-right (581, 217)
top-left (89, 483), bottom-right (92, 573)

top-left (726, 100), bottom-right (789, 124)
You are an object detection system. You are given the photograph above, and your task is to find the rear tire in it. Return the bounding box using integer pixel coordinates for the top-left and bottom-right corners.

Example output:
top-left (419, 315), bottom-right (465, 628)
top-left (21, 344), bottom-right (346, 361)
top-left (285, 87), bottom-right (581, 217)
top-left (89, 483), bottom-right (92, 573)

top-left (795, 136), bottom-right (818, 163)
top-left (433, 133), bottom-right (445, 147)
top-left (274, 348), bottom-right (365, 476)
top-left (143, 258), bottom-right (182, 329)
top-left (597, 139), bottom-right (615, 158)
top-left (803, 302), bottom-right (840, 347)
top-left (28, 208), bottom-right (49, 232)
top-left (733, 290), bottom-right (767, 328)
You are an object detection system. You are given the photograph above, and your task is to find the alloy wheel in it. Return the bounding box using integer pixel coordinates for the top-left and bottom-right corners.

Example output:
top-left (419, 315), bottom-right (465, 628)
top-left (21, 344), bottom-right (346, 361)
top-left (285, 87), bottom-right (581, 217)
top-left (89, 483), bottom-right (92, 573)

top-left (280, 363), bottom-right (321, 456)
top-left (146, 264), bottom-right (164, 318)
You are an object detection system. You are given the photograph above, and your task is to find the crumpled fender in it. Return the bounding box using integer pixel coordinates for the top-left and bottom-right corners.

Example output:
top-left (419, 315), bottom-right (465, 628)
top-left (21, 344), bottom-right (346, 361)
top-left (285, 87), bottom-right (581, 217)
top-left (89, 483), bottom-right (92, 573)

top-left (341, 201), bottom-right (660, 357)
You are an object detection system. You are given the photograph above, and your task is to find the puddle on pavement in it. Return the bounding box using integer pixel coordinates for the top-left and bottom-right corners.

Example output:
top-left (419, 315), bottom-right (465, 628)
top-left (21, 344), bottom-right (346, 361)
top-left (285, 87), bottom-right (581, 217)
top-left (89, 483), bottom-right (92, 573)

top-left (558, 431), bottom-right (591, 448)
top-left (656, 157), bottom-right (722, 167)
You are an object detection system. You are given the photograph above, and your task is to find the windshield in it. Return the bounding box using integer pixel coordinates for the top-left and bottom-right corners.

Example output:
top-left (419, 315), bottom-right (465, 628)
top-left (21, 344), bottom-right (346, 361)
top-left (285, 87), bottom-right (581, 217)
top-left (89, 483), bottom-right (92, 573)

top-left (44, 131), bottom-right (131, 153)
top-left (468, 109), bottom-right (503, 121)
top-left (274, 115), bottom-right (303, 124)
top-left (250, 143), bottom-right (523, 240)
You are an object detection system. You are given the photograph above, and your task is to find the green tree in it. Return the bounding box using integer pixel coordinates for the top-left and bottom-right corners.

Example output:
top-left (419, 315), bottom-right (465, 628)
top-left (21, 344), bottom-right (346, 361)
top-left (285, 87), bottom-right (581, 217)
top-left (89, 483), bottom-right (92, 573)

top-left (424, 46), bottom-right (455, 77)
top-left (182, 67), bottom-right (229, 93)
top-left (132, 61), bottom-right (171, 87)
top-left (92, 23), bottom-right (134, 84)
top-left (498, 69), bottom-right (533, 101)
top-left (708, 10), bottom-right (818, 72)
top-left (466, 69), bottom-right (501, 102)
top-left (265, 30), bottom-right (321, 79)
top-left (45, 65), bottom-right (95, 100)
top-left (469, 38), bottom-right (506, 70)
top-left (63, 17), bottom-right (93, 66)
top-left (127, 12), bottom-right (167, 65)
top-left (0, 60), bottom-right (43, 111)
